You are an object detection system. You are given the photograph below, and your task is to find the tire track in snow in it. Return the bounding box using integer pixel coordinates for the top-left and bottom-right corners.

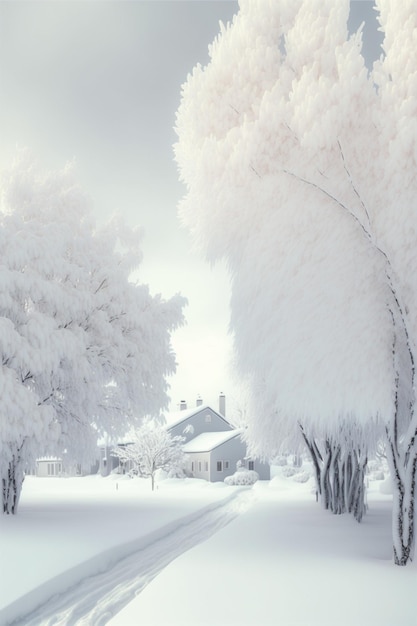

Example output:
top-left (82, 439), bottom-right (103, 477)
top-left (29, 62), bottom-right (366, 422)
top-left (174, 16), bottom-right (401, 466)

top-left (12, 489), bottom-right (254, 626)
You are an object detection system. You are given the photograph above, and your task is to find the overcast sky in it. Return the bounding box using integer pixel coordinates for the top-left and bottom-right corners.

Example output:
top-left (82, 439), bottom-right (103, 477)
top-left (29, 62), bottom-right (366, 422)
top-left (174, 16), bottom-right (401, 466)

top-left (0, 1), bottom-right (382, 416)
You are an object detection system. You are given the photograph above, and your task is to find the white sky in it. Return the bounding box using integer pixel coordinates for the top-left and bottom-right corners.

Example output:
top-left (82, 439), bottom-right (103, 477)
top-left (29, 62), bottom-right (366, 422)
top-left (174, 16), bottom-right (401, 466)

top-left (0, 0), bottom-right (382, 416)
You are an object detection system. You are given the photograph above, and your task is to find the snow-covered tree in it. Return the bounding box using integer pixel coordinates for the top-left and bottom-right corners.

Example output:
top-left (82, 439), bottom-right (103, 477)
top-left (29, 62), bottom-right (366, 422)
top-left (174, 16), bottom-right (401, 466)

top-left (0, 153), bottom-right (186, 513)
top-left (111, 421), bottom-right (185, 491)
top-left (175, 0), bottom-right (417, 564)
top-left (299, 424), bottom-right (369, 522)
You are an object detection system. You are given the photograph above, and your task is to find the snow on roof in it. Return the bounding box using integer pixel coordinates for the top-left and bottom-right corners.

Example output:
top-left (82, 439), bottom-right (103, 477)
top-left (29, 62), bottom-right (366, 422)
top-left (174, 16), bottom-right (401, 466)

top-left (161, 405), bottom-right (231, 430)
top-left (183, 430), bottom-right (243, 453)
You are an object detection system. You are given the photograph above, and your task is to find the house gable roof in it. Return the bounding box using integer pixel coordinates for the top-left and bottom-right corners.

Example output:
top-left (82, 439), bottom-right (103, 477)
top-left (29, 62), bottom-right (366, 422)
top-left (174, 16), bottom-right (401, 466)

top-left (182, 430), bottom-right (243, 453)
top-left (162, 405), bottom-right (233, 431)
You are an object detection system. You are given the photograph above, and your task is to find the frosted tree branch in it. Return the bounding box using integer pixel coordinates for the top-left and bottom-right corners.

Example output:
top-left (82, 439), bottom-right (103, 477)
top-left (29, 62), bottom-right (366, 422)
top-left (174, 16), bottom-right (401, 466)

top-left (337, 139), bottom-right (372, 232)
top-left (282, 164), bottom-right (416, 427)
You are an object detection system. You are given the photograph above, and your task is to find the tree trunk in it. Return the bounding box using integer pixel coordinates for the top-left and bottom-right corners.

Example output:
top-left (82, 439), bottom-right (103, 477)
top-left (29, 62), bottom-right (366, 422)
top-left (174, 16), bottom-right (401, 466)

top-left (348, 450), bottom-right (367, 523)
top-left (2, 445), bottom-right (26, 515)
top-left (386, 427), bottom-right (417, 565)
top-left (300, 427), bottom-right (322, 499)
top-left (329, 444), bottom-right (344, 514)
top-left (300, 425), bottom-right (367, 521)
top-left (319, 440), bottom-right (331, 511)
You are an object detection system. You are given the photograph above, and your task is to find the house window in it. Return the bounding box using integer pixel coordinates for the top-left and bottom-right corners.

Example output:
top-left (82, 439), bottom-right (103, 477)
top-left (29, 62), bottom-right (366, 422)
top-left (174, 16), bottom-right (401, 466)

top-left (224, 461), bottom-right (230, 470)
top-left (205, 461), bottom-right (209, 472)
top-left (48, 462), bottom-right (62, 476)
top-left (191, 461), bottom-right (195, 472)
top-left (248, 461), bottom-right (254, 471)
top-left (217, 461), bottom-right (223, 472)
top-left (205, 414), bottom-right (211, 422)
top-left (198, 461), bottom-right (202, 472)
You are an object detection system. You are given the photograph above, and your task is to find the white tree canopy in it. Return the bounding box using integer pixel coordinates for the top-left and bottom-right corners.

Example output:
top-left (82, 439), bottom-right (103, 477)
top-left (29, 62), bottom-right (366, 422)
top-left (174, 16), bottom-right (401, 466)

top-left (0, 153), bottom-right (186, 508)
top-left (175, 0), bottom-right (417, 456)
top-left (111, 421), bottom-right (185, 490)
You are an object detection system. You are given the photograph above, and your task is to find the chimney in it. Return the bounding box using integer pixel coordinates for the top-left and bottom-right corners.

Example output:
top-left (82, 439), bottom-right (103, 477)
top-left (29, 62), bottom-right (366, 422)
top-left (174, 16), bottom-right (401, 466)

top-left (219, 392), bottom-right (226, 416)
top-left (196, 395), bottom-right (203, 407)
top-left (180, 400), bottom-right (187, 411)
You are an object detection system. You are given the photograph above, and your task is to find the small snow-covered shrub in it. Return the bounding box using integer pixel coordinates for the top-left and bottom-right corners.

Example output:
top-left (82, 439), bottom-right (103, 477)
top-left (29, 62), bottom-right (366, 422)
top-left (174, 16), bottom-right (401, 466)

top-left (280, 466), bottom-right (298, 478)
top-left (224, 468), bottom-right (259, 486)
top-left (167, 467), bottom-right (186, 479)
top-left (292, 471), bottom-right (311, 483)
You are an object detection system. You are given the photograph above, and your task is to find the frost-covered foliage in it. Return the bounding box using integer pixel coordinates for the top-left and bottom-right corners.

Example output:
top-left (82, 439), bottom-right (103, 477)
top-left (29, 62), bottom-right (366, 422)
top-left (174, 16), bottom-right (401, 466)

top-left (367, 456), bottom-right (388, 481)
top-left (175, 0), bottom-right (417, 564)
top-left (292, 471), bottom-right (311, 484)
top-left (111, 422), bottom-right (185, 491)
top-left (280, 466), bottom-right (298, 479)
top-left (271, 455), bottom-right (315, 484)
top-left (176, 0), bottom-right (394, 440)
top-left (0, 153), bottom-right (186, 513)
top-left (277, 458), bottom-right (314, 483)
top-left (224, 468), bottom-right (259, 486)
top-left (224, 461), bottom-right (259, 486)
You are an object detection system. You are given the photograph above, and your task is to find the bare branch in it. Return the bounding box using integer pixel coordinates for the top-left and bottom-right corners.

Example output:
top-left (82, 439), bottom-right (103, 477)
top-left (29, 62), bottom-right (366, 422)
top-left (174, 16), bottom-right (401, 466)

top-left (282, 166), bottom-right (372, 242)
top-left (250, 164), bottom-right (262, 179)
top-left (94, 278), bottom-right (108, 294)
top-left (388, 307), bottom-right (400, 457)
top-left (21, 371), bottom-right (33, 384)
top-left (337, 139), bottom-right (372, 231)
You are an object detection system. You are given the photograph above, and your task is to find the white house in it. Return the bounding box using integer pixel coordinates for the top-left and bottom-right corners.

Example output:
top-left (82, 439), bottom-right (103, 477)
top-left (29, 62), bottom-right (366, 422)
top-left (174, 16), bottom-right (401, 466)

top-left (162, 403), bottom-right (232, 442)
top-left (161, 396), bottom-right (270, 482)
top-left (67, 393), bottom-right (269, 482)
top-left (182, 430), bottom-right (243, 481)
top-left (34, 457), bottom-right (99, 477)
top-left (35, 458), bottom-right (63, 477)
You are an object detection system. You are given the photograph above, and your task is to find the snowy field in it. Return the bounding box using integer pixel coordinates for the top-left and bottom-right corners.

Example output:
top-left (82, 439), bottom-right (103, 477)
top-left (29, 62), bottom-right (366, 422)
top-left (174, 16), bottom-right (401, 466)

top-left (0, 473), bottom-right (415, 625)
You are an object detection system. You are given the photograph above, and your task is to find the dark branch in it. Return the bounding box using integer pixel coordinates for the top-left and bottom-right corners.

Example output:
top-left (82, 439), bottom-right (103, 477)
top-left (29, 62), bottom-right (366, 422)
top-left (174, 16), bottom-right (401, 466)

top-left (337, 139), bottom-right (372, 230)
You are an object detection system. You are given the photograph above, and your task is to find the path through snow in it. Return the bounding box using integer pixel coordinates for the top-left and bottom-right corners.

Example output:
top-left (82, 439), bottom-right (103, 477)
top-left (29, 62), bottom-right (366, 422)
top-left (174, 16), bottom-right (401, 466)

top-left (10, 488), bottom-right (254, 626)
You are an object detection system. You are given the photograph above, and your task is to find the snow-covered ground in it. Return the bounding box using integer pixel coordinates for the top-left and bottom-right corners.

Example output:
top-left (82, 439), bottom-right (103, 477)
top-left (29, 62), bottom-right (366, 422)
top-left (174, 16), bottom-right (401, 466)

top-left (0, 474), bottom-right (244, 625)
top-left (110, 478), bottom-right (416, 626)
top-left (0, 472), bottom-right (416, 626)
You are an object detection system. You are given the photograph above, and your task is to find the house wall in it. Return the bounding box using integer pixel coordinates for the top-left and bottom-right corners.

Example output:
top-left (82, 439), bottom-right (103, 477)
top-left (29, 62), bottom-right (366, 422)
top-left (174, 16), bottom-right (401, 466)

top-left (36, 459), bottom-right (99, 477)
top-left (37, 446), bottom-right (129, 478)
top-left (36, 459), bottom-right (63, 477)
top-left (169, 407), bottom-right (233, 443)
top-left (184, 436), bottom-right (271, 483)
top-left (209, 436), bottom-right (247, 482)
top-left (186, 451), bottom-right (211, 480)
top-left (99, 446), bottom-right (120, 477)
top-left (244, 458), bottom-right (270, 480)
